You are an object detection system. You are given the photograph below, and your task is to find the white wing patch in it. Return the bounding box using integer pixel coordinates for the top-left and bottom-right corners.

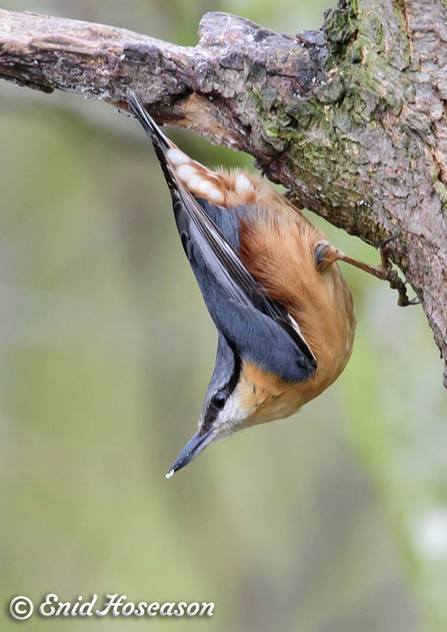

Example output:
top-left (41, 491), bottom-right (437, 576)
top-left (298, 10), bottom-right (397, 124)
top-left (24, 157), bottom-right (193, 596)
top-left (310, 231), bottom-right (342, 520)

top-left (166, 147), bottom-right (259, 209)
top-left (176, 164), bottom-right (197, 181)
top-left (167, 148), bottom-right (190, 166)
top-left (235, 173), bottom-right (253, 194)
top-left (167, 147), bottom-right (225, 204)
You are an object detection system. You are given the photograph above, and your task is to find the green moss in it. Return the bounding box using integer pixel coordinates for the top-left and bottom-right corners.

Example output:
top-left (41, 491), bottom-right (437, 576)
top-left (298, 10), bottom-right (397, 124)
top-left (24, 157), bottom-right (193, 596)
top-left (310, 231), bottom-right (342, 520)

top-left (348, 40), bottom-right (364, 64)
top-left (392, 1), bottom-right (411, 66)
top-left (430, 164), bottom-right (441, 183)
top-left (362, 17), bottom-right (385, 50)
top-left (434, 181), bottom-right (447, 205)
top-left (324, 0), bottom-right (359, 66)
top-left (284, 101), bottom-right (314, 130)
top-left (324, 1), bottom-right (358, 45)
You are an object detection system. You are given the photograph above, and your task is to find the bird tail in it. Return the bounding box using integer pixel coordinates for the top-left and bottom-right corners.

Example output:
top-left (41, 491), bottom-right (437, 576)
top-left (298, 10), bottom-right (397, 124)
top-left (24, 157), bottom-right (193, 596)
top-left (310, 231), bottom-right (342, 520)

top-left (127, 88), bottom-right (185, 194)
top-left (126, 88), bottom-right (174, 151)
top-left (127, 88), bottom-right (227, 207)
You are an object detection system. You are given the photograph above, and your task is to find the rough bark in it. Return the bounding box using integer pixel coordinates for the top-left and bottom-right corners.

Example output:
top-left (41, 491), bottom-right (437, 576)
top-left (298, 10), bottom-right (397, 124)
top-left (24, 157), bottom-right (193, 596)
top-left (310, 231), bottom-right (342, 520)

top-left (0, 2), bottom-right (446, 385)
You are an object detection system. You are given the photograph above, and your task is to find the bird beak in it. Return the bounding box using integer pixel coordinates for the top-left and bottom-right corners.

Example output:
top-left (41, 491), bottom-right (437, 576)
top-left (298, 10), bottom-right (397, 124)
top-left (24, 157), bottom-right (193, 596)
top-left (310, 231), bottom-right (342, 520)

top-left (166, 427), bottom-right (216, 478)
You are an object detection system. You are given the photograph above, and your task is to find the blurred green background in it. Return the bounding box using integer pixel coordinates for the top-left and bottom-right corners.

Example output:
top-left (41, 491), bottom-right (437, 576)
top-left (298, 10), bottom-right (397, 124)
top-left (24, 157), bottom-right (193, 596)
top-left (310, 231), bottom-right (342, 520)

top-left (1, 1), bottom-right (446, 631)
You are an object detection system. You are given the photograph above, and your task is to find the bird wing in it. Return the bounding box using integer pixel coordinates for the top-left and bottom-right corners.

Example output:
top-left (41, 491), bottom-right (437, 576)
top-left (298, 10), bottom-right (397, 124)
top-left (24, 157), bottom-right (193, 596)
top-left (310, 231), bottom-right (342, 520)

top-left (127, 89), bottom-right (317, 382)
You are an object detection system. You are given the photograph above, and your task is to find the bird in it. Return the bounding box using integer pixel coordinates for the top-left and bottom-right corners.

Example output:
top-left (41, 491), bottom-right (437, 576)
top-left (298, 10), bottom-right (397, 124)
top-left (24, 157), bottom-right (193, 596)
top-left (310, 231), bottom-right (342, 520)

top-left (127, 89), bottom-right (389, 478)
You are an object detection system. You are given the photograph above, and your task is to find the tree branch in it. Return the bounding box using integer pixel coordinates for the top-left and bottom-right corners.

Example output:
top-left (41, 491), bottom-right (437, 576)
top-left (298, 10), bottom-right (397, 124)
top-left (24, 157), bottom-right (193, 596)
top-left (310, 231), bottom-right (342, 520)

top-left (1, 3), bottom-right (446, 385)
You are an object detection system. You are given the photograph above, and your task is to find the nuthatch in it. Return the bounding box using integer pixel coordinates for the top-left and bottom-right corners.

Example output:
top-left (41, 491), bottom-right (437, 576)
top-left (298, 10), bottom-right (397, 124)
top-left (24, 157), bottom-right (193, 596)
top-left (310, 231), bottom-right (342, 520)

top-left (127, 90), bottom-right (413, 478)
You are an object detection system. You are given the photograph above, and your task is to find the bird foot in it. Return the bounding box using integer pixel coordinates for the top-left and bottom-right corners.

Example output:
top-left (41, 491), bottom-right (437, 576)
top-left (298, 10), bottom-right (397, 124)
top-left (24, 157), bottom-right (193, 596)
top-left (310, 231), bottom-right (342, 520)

top-left (317, 236), bottom-right (419, 307)
top-left (375, 236), bottom-right (419, 307)
top-left (284, 189), bottom-right (305, 210)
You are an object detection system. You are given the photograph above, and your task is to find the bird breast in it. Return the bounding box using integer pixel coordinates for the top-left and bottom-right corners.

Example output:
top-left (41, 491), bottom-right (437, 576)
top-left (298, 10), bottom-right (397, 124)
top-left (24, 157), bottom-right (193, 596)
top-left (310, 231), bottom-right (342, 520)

top-left (234, 188), bottom-right (355, 424)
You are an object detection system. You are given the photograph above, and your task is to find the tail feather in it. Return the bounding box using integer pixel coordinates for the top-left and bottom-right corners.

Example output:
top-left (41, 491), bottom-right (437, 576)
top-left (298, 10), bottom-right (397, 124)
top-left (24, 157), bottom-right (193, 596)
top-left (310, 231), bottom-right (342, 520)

top-left (127, 89), bottom-right (185, 197)
top-left (127, 89), bottom-right (226, 205)
top-left (127, 90), bottom-right (261, 209)
top-left (127, 89), bottom-right (171, 151)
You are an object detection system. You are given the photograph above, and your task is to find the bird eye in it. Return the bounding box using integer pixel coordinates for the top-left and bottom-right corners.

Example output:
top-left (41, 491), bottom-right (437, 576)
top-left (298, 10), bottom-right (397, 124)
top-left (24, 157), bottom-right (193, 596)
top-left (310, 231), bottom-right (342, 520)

top-left (212, 391), bottom-right (227, 409)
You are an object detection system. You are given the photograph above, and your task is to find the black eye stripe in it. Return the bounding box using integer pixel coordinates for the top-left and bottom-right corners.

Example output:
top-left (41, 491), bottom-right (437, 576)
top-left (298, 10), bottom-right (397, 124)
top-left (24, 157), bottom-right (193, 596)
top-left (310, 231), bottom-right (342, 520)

top-left (203, 339), bottom-right (241, 427)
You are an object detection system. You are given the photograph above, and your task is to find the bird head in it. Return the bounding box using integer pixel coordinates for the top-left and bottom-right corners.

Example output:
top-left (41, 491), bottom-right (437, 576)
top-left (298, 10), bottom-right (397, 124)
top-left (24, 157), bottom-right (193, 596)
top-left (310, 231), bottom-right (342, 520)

top-left (166, 333), bottom-right (268, 478)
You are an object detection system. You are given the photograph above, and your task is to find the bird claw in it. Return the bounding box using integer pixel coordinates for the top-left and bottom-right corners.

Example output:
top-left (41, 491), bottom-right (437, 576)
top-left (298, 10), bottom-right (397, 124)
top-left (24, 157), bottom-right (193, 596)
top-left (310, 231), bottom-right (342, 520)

top-left (284, 189), bottom-right (304, 210)
top-left (378, 235), bottom-right (396, 271)
top-left (375, 237), bottom-right (419, 307)
top-left (378, 234), bottom-right (398, 251)
top-left (331, 235), bottom-right (419, 307)
top-left (397, 293), bottom-right (420, 307)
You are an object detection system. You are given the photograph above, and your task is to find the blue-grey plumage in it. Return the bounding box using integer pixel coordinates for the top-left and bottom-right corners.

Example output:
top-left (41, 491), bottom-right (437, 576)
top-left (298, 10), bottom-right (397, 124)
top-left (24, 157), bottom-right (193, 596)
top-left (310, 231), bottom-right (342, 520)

top-left (127, 89), bottom-right (356, 477)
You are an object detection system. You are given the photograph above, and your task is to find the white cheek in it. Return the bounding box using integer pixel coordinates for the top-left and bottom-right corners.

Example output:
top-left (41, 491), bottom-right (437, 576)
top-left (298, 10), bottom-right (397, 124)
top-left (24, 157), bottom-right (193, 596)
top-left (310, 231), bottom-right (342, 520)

top-left (213, 427), bottom-right (234, 442)
top-left (215, 391), bottom-right (247, 432)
